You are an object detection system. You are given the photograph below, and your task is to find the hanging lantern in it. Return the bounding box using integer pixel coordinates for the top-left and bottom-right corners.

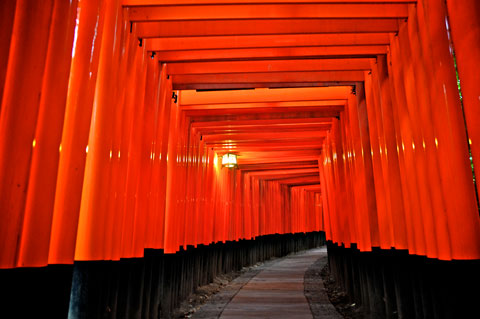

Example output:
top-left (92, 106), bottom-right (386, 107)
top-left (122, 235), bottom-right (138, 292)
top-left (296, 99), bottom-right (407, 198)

top-left (222, 153), bottom-right (237, 168)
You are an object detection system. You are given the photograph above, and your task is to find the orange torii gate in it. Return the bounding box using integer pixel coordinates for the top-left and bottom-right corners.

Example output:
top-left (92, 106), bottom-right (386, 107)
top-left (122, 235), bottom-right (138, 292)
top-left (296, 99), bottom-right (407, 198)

top-left (0, 0), bottom-right (478, 274)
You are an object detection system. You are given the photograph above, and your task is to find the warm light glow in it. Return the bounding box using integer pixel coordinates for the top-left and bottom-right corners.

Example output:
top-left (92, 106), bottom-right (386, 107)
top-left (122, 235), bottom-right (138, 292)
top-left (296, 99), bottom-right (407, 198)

top-left (222, 153), bottom-right (237, 168)
top-left (32, 139), bottom-right (36, 148)
top-left (86, 145), bottom-right (89, 153)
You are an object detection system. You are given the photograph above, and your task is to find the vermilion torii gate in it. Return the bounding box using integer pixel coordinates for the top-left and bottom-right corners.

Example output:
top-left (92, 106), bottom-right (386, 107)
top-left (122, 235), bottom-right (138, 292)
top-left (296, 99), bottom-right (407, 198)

top-left (0, 1), bottom-right (479, 318)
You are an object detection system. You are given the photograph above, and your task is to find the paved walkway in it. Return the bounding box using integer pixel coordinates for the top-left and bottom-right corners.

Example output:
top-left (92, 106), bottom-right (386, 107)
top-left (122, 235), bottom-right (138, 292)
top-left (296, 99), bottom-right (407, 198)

top-left (193, 247), bottom-right (342, 319)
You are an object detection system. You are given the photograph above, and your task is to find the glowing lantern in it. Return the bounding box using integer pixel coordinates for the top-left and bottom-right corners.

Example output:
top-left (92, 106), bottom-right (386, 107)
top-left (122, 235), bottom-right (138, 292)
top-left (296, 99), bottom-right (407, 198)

top-left (222, 153), bottom-right (237, 168)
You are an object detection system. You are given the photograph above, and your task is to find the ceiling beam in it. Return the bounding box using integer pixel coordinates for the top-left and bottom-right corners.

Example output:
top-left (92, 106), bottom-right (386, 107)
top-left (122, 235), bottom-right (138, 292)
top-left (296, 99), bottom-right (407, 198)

top-left (155, 46), bottom-right (388, 63)
top-left (172, 71), bottom-right (364, 88)
top-left (124, 1), bottom-right (415, 5)
top-left (136, 19), bottom-right (399, 38)
top-left (174, 82), bottom-right (355, 90)
top-left (183, 101), bottom-right (346, 111)
top-left (167, 58), bottom-right (373, 75)
top-left (180, 86), bottom-right (351, 104)
top-left (146, 33), bottom-right (390, 51)
top-left (128, 4), bottom-right (408, 21)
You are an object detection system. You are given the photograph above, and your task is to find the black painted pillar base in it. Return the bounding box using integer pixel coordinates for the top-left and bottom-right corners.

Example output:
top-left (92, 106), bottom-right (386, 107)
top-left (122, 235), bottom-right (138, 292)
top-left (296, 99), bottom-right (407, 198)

top-left (66, 232), bottom-right (326, 319)
top-left (326, 241), bottom-right (480, 319)
top-left (0, 265), bottom-right (73, 319)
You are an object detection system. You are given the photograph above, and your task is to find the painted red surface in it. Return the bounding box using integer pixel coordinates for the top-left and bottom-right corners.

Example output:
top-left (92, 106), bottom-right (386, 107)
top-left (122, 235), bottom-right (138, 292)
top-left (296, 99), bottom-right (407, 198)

top-left (0, 0), bottom-right (479, 268)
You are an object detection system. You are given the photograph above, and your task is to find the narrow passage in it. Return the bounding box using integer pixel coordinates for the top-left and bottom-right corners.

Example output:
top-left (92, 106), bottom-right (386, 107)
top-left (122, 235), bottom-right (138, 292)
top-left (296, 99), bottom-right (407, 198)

top-left (193, 248), bottom-right (342, 319)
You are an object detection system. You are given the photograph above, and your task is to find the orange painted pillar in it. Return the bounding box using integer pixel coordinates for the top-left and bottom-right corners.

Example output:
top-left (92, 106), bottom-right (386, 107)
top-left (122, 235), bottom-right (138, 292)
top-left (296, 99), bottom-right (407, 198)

top-left (346, 93), bottom-right (372, 251)
top-left (48, 0), bottom-right (105, 264)
top-left (319, 154), bottom-right (332, 241)
top-left (17, 0), bottom-right (78, 267)
top-left (132, 54), bottom-right (160, 256)
top-left (446, 0), bottom-right (480, 199)
top-left (373, 56), bottom-right (408, 250)
top-left (355, 83), bottom-right (380, 248)
top-left (142, 58), bottom-right (162, 249)
top-left (164, 89), bottom-right (180, 253)
top-left (322, 137), bottom-right (337, 243)
top-left (364, 72), bottom-right (393, 249)
top-left (107, 19), bottom-right (141, 260)
top-left (119, 41), bottom-right (148, 258)
top-left (74, 0), bottom-right (125, 261)
top-left (405, 5), bottom-right (452, 259)
top-left (153, 70), bottom-right (172, 249)
top-left (417, 0), bottom-right (480, 259)
top-left (399, 16), bottom-right (440, 258)
top-left (0, 0), bottom-right (54, 268)
top-left (340, 108), bottom-right (358, 247)
top-left (0, 0), bottom-right (16, 109)
top-left (387, 34), bottom-right (426, 256)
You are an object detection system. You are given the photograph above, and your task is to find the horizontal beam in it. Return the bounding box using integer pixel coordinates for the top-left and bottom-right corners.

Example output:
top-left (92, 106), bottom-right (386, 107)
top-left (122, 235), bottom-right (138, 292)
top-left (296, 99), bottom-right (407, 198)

top-left (246, 168), bottom-right (320, 177)
top-left (174, 82), bottom-right (356, 90)
top-left (191, 117), bottom-right (333, 128)
top-left (239, 155), bottom-right (321, 164)
top-left (213, 145), bottom-right (322, 153)
top-left (180, 86), bottom-right (351, 105)
top-left (146, 33), bottom-right (391, 51)
top-left (262, 177), bottom-right (321, 185)
top-left (136, 19), bottom-right (399, 38)
top-left (182, 100), bottom-right (346, 111)
top-left (172, 71), bottom-right (365, 86)
top-left (128, 4), bottom-right (408, 21)
top-left (274, 176), bottom-right (320, 184)
top-left (124, 1), bottom-right (416, 5)
top-left (168, 58), bottom-right (374, 75)
top-left (186, 110), bottom-right (341, 122)
top-left (209, 139), bottom-right (325, 146)
top-left (200, 125), bottom-right (331, 135)
top-left (194, 124), bottom-right (332, 133)
top-left (155, 46), bottom-right (388, 63)
top-left (209, 141), bottom-right (324, 152)
top-left (239, 161), bottom-right (318, 171)
top-left (202, 131), bottom-right (327, 142)
top-left (203, 128), bottom-right (329, 136)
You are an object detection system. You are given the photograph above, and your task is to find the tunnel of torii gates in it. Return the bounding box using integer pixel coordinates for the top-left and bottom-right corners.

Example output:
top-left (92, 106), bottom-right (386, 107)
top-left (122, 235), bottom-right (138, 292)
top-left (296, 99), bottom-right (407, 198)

top-left (1, 0), bottom-right (480, 283)
top-left (1, 0), bottom-right (480, 269)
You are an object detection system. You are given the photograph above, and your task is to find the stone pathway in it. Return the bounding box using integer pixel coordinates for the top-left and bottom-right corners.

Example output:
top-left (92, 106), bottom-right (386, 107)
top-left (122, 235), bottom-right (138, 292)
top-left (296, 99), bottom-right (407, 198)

top-left (192, 247), bottom-right (342, 319)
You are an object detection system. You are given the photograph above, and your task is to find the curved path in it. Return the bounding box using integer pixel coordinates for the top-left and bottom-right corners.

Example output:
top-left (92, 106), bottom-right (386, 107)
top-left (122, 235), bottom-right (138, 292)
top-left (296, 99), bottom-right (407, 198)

top-left (193, 247), bottom-right (342, 319)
